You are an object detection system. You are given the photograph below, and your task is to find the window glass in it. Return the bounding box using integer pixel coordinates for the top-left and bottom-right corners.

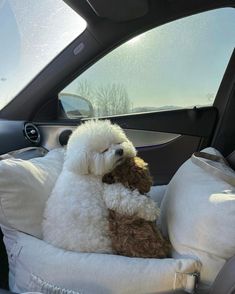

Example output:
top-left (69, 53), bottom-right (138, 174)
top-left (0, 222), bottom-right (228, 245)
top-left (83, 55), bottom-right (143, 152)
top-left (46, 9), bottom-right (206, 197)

top-left (0, 0), bottom-right (86, 109)
top-left (61, 8), bottom-right (235, 118)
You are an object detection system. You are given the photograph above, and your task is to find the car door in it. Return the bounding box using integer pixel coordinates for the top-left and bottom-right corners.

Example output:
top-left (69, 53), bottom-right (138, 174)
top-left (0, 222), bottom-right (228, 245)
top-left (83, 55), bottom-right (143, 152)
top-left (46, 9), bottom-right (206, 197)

top-left (36, 7), bottom-right (233, 185)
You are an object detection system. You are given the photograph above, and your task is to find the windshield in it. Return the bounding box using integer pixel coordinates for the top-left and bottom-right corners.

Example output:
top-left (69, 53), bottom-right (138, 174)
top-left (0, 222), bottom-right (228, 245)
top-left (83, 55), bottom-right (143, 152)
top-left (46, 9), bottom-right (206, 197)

top-left (0, 0), bottom-right (86, 110)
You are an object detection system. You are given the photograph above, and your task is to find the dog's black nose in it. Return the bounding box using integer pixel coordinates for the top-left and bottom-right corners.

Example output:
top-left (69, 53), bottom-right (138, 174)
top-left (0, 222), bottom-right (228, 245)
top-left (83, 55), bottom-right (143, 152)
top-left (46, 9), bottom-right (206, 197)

top-left (115, 148), bottom-right (123, 156)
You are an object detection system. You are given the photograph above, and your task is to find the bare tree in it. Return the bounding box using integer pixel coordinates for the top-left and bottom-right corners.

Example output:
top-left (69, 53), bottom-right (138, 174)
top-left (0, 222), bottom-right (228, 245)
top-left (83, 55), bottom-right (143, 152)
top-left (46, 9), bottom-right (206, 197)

top-left (75, 80), bottom-right (132, 117)
top-left (76, 79), bottom-right (95, 105)
top-left (95, 83), bottom-right (132, 116)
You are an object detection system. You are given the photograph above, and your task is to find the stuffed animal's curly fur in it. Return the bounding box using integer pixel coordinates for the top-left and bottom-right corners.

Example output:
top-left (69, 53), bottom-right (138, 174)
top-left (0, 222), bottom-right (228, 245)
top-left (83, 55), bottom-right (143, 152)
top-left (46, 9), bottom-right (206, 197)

top-left (103, 157), bottom-right (171, 258)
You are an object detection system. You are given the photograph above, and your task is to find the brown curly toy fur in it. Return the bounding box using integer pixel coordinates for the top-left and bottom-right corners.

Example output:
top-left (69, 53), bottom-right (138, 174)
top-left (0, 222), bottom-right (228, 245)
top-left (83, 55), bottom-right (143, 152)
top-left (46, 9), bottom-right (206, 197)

top-left (102, 157), bottom-right (171, 258)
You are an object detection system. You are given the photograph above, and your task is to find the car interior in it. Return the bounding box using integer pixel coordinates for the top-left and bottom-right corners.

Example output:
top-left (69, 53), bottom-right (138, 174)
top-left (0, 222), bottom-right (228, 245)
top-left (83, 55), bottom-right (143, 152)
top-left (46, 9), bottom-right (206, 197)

top-left (0, 0), bottom-right (235, 293)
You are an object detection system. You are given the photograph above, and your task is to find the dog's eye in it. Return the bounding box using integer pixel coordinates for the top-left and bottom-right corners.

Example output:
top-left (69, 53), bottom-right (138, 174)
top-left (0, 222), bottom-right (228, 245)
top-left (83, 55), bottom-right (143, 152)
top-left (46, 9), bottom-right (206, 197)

top-left (101, 148), bottom-right (109, 153)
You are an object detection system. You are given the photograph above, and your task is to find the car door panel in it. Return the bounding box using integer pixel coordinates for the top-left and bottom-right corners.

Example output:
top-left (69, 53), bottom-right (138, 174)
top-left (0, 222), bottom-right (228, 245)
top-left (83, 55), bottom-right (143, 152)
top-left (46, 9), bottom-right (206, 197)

top-left (106, 106), bottom-right (217, 184)
top-left (0, 105), bottom-right (217, 185)
top-left (34, 105), bottom-right (217, 184)
top-left (38, 125), bottom-right (180, 150)
top-left (107, 106), bottom-right (217, 137)
top-left (37, 124), bottom-right (201, 185)
top-left (137, 135), bottom-right (201, 184)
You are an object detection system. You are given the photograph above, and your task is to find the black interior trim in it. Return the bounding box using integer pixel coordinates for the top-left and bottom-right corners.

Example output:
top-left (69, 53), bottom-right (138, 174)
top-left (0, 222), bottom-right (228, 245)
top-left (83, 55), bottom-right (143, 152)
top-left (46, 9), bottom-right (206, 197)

top-left (212, 85), bottom-right (235, 156)
top-left (0, 121), bottom-right (32, 155)
top-left (86, 0), bottom-right (149, 22)
top-left (212, 49), bottom-right (235, 156)
top-left (94, 107), bottom-right (217, 138)
top-left (66, 0), bottom-right (234, 26)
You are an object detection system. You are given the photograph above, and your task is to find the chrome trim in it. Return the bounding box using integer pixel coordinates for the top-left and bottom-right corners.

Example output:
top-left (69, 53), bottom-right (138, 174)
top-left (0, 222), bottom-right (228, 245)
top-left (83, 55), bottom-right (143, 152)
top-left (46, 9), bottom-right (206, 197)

top-left (24, 122), bottom-right (41, 144)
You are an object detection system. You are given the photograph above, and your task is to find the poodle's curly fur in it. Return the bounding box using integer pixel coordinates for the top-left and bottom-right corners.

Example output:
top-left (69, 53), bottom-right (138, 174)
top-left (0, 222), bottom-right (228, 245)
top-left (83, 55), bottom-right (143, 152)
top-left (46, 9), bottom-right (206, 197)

top-left (102, 157), bottom-right (153, 194)
top-left (103, 157), bottom-right (171, 258)
top-left (42, 120), bottom-right (159, 253)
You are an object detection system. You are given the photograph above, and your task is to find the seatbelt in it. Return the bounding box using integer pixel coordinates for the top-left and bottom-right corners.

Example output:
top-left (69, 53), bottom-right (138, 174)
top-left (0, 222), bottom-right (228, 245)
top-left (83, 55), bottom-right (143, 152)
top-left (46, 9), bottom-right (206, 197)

top-left (191, 152), bottom-right (235, 186)
top-left (209, 255), bottom-right (235, 294)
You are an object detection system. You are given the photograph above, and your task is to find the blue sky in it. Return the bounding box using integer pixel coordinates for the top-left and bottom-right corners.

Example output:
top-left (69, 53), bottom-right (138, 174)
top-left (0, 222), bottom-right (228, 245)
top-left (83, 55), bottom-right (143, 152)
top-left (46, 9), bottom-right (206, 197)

top-left (0, 1), bottom-right (234, 110)
top-left (0, 0), bottom-right (20, 82)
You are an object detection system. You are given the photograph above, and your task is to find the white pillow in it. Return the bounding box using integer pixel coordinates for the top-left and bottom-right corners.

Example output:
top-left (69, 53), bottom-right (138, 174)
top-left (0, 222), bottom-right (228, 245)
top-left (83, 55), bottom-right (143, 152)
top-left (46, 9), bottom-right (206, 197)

top-left (160, 147), bottom-right (235, 287)
top-left (0, 148), bottom-right (64, 238)
top-left (3, 228), bottom-right (201, 294)
top-left (148, 185), bottom-right (167, 207)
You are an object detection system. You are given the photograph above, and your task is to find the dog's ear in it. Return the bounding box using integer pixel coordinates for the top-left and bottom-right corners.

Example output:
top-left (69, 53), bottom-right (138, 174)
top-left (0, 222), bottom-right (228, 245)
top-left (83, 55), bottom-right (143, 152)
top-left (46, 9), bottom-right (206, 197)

top-left (64, 150), bottom-right (89, 174)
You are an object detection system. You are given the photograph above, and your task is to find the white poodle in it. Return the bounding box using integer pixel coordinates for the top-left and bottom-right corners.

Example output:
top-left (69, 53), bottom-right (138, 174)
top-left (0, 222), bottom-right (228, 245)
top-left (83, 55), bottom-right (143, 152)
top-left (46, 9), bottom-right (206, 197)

top-left (43, 120), bottom-right (158, 253)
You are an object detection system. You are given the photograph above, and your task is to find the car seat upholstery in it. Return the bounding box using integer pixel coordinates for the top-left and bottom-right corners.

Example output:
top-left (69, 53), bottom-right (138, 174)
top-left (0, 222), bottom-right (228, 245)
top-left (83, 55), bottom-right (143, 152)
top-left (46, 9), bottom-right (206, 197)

top-left (0, 147), bottom-right (199, 294)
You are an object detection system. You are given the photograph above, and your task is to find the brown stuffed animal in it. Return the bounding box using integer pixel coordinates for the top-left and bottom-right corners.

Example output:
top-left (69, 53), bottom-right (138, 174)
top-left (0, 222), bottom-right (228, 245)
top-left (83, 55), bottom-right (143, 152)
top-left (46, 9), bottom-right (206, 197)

top-left (102, 156), bottom-right (171, 258)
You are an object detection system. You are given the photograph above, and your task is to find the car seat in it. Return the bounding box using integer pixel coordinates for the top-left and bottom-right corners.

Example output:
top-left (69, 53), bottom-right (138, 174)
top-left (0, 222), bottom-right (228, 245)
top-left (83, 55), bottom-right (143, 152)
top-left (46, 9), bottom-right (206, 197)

top-left (0, 146), bottom-right (235, 294)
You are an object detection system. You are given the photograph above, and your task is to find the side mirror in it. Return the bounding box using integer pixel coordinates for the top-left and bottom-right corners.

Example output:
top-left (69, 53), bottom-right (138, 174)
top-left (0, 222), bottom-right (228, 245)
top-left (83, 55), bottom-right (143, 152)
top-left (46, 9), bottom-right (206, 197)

top-left (59, 93), bottom-right (94, 119)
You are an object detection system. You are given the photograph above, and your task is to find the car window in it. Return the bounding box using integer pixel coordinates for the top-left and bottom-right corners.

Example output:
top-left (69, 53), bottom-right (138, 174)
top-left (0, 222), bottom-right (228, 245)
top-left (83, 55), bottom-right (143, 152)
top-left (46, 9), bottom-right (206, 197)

top-left (0, 0), bottom-right (86, 110)
top-left (60, 8), bottom-right (235, 118)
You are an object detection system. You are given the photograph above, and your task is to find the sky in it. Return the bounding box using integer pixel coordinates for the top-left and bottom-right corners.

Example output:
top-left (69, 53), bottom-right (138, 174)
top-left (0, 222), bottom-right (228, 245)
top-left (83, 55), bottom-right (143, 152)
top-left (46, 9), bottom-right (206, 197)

top-left (64, 8), bottom-right (235, 110)
top-left (0, 1), bottom-right (235, 111)
top-left (0, 0), bottom-right (86, 109)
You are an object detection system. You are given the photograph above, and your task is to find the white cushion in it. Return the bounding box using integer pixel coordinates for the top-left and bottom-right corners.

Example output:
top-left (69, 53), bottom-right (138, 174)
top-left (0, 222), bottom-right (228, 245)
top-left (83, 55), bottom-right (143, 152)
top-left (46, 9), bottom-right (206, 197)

top-left (0, 148), bottom-right (64, 238)
top-left (160, 147), bottom-right (235, 286)
top-left (148, 185), bottom-right (167, 207)
top-left (2, 228), bottom-right (201, 294)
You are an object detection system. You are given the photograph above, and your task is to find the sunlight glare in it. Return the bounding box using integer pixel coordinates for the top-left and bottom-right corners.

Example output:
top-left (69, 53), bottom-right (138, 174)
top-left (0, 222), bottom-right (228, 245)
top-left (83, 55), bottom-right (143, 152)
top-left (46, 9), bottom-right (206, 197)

top-left (127, 35), bottom-right (141, 45)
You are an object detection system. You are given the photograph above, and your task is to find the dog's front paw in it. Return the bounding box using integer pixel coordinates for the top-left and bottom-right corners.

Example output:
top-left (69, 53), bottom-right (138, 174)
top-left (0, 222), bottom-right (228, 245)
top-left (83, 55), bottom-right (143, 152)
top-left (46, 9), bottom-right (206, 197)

top-left (138, 198), bottom-right (160, 221)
